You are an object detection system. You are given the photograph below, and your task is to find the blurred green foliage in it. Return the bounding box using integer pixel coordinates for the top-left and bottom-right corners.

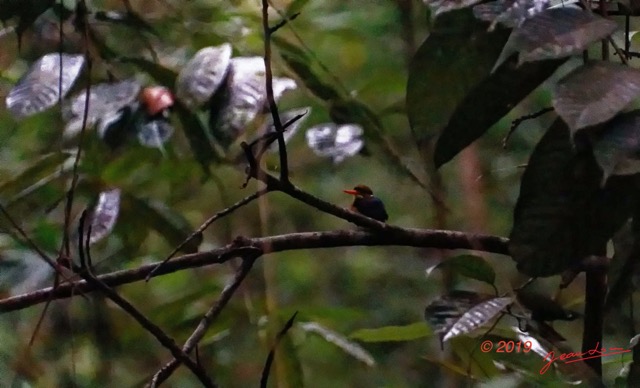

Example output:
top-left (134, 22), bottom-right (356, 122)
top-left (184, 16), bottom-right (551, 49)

top-left (0, 0), bottom-right (620, 387)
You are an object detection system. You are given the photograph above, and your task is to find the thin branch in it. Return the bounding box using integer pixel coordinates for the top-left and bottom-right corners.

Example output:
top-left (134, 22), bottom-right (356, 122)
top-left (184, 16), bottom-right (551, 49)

top-left (0, 228), bottom-right (509, 313)
top-left (260, 312), bottom-right (298, 388)
top-left (502, 107), bottom-right (554, 148)
top-left (76, 211), bottom-right (216, 387)
top-left (241, 162), bottom-right (389, 230)
top-left (60, 1), bottom-right (93, 259)
top-left (146, 189), bottom-right (270, 281)
top-left (150, 254), bottom-right (259, 386)
top-left (261, 0), bottom-right (290, 184)
top-left (269, 12), bottom-right (300, 33)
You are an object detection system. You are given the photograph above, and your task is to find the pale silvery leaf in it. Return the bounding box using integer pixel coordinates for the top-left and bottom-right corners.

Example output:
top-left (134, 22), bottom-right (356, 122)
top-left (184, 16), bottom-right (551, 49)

top-left (473, 0), bottom-right (549, 30)
top-left (89, 188), bottom-right (121, 244)
top-left (63, 79), bottom-right (141, 137)
top-left (6, 53), bottom-right (85, 119)
top-left (175, 43), bottom-right (232, 109)
top-left (306, 123), bottom-right (364, 163)
top-left (442, 297), bottom-right (513, 342)
top-left (272, 77), bottom-right (297, 101)
top-left (210, 57), bottom-right (266, 147)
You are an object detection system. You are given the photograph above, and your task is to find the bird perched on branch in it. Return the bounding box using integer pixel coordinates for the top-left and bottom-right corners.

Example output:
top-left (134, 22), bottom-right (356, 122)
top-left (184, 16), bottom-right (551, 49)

top-left (343, 184), bottom-right (388, 222)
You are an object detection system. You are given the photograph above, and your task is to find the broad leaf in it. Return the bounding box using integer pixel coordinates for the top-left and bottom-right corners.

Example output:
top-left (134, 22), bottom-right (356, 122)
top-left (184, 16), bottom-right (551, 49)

top-left (407, 10), bottom-right (511, 163)
top-left (435, 57), bottom-right (564, 167)
top-left (509, 120), bottom-right (638, 276)
top-left (426, 254), bottom-right (496, 286)
top-left (423, 0), bottom-right (484, 16)
top-left (63, 78), bottom-right (141, 137)
top-left (592, 110), bottom-right (640, 183)
top-left (554, 62), bottom-right (640, 133)
top-left (175, 43), bottom-right (232, 109)
top-left (300, 322), bottom-right (375, 366)
top-left (473, 0), bottom-right (549, 29)
top-left (496, 8), bottom-right (617, 67)
top-left (349, 322), bottom-right (431, 342)
top-left (6, 53), bottom-right (85, 118)
top-left (209, 57), bottom-right (266, 148)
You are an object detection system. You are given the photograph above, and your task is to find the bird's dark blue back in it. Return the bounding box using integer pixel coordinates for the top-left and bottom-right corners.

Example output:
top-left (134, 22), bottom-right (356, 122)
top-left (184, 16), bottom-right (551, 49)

top-left (354, 196), bottom-right (388, 222)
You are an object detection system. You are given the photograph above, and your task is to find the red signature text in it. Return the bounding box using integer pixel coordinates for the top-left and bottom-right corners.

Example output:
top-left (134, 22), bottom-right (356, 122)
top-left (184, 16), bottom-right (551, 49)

top-left (540, 342), bottom-right (631, 374)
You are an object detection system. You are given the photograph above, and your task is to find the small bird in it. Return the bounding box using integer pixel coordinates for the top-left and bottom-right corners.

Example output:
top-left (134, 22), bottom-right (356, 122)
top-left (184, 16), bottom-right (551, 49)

top-left (343, 184), bottom-right (388, 222)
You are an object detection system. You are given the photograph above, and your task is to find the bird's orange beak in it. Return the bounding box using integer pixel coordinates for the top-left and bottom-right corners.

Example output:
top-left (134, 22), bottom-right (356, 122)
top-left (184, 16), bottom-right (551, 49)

top-left (343, 189), bottom-right (358, 195)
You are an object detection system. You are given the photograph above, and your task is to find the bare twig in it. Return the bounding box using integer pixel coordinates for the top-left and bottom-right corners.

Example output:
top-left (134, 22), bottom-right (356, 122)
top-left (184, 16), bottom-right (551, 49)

top-left (270, 12), bottom-right (300, 33)
top-left (250, 112), bottom-right (306, 162)
top-left (76, 211), bottom-right (216, 387)
top-left (261, 0), bottom-right (290, 184)
top-left (502, 107), bottom-right (554, 148)
top-left (260, 312), bottom-right (299, 388)
top-left (60, 1), bottom-right (93, 260)
top-left (146, 189), bottom-right (270, 281)
top-left (150, 254), bottom-right (259, 386)
top-left (0, 228), bottom-right (509, 313)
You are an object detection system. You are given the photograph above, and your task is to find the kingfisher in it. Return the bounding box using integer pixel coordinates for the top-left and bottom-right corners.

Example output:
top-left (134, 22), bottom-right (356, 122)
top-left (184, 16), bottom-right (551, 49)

top-left (343, 184), bottom-right (388, 222)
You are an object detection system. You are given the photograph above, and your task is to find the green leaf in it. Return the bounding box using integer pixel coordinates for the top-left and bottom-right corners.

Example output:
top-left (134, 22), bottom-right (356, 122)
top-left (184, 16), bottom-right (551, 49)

top-left (175, 103), bottom-right (220, 174)
top-left (407, 10), bottom-right (510, 163)
top-left (509, 120), bottom-right (638, 276)
top-left (0, 152), bottom-right (72, 202)
top-left (350, 322), bottom-right (431, 342)
top-left (426, 254), bottom-right (496, 286)
top-left (435, 57), bottom-right (564, 167)
top-left (120, 193), bottom-right (201, 253)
